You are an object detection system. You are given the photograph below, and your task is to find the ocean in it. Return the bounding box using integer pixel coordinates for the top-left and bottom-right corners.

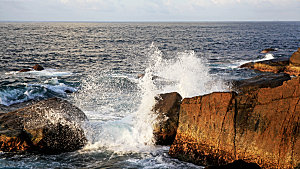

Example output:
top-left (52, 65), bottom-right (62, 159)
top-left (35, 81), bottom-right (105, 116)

top-left (0, 22), bottom-right (299, 168)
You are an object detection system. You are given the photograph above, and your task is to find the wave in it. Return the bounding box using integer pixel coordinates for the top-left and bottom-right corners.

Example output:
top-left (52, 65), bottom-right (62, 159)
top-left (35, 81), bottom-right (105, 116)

top-left (5, 69), bottom-right (72, 77)
top-left (0, 77), bottom-right (77, 106)
top-left (79, 43), bottom-right (227, 153)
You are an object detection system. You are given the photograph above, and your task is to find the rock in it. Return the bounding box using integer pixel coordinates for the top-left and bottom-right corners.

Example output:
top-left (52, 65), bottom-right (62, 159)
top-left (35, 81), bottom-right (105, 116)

top-left (0, 98), bottom-right (87, 154)
top-left (240, 57), bottom-right (289, 74)
top-left (290, 47), bottom-right (300, 66)
top-left (169, 77), bottom-right (300, 168)
top-left (33, 64), bottom-right (44, 71)
top-left (19, 68), bottom-right (31, 72)
top-left (260, 48), bottom-right (277, 53)
top-left (286, 65), bottom-right (300, 76)
top-left (205, 160), bottom-right (261, 169)
top-left (241, 48), bottom-right (300, 76)
top-left (152, 92), bottom-right (182, 145)
top-left (231, 73), bottom-right (291, 93)
top-left (0, 99), bottom-right (40, 114)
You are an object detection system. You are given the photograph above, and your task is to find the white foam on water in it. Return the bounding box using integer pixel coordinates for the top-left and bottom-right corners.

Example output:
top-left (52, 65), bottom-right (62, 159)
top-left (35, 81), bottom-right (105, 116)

top-left (81, 44), bottom-right (227, 153)
top-left (0, 78), bottom-right (77, 106)
top-left (231, 53), bottom-right (275, 69)
top-left (5, 69), bottom-right (72, 77)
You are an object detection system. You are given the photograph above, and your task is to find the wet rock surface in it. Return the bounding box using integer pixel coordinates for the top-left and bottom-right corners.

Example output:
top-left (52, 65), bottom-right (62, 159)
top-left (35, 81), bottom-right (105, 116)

top-left (231, 73), bottom-right (291, 93)
top-left (240, 48), bottom-right (300, 76)
top-left (240, 57), bottom-right (289, 73)
top-left (152, 92), bottom-right (182, 145)
top-left (205, 160), bottom-right (261, 169)
top-left (169, 77), bottom-right (300, 169)
top-left (0, 98), bottom-right (87, 154)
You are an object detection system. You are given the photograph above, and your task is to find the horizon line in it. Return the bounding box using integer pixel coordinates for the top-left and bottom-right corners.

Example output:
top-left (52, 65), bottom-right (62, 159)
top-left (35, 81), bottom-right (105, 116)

top-left (0, 20), bottom-right (300, 23)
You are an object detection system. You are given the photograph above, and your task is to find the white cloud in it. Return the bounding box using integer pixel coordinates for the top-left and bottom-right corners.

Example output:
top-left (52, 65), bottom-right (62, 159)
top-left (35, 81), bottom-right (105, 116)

top-left (1, 0), bottom-right (299, 21)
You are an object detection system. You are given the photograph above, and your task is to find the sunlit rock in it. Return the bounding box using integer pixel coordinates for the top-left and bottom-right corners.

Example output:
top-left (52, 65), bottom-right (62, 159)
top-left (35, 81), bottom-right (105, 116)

top-left (169, 77), bottom-right (300, 169)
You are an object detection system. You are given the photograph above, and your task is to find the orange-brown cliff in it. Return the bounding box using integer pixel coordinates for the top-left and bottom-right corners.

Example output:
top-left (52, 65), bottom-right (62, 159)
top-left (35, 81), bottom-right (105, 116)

top-left (169, 77), bottom-right (300, 168)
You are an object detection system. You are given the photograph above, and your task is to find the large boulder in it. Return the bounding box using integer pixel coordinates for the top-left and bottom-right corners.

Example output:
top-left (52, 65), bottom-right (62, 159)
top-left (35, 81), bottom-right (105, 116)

top-left (152, 92), bottom-right (182, 145)
top-left (169, 77), bottom-right (300, 168)
top-left (0, 98), bottom-right (87, 154)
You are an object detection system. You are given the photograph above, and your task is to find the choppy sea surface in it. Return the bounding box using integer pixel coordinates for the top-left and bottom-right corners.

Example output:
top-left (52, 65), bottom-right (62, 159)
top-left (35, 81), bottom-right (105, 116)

top-left (0, 22), bottom-right (299, 168)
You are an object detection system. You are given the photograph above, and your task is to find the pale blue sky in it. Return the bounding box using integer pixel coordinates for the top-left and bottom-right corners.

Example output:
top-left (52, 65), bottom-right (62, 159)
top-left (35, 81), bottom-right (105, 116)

top-left (0, 0), bottom-right (299, 21)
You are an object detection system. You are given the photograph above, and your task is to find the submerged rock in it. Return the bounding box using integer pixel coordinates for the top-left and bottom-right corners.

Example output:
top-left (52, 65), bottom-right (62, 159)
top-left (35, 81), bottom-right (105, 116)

top-left (0, 98), bottom-right (87, 154)
top-left (169, 77), bottom-right (300, 168)
top-left (152, 92), bottom-right (182, 145)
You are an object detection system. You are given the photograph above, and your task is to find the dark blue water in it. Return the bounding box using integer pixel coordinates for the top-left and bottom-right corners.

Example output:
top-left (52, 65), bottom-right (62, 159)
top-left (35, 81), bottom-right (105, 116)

top-left (0, 22), bottom-right (299, 168)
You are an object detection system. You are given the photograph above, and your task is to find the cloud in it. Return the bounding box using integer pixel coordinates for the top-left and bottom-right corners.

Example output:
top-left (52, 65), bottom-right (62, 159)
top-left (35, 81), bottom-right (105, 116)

top-left (0, 0), bottom-right (299, 21)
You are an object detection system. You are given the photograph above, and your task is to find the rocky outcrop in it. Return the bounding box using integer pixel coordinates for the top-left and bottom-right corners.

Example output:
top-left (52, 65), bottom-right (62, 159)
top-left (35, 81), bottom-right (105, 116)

top-left (33, 64), bottom-right (44, 71)
top-left (290, 48), bottom-right (300, 66)
top-left (240, 48), bottom-right (300, 76)
top-left (19, 64), bottom-right (44, 72)
top-left (169, 77), bottom-right (300, 169)
top-left (240, 57), bottom-right (289, 74)
top-left (231, 73), bottom-right (291, 93)
top-left (260, 48), bottom-right (277, 54)
top-left (0, 98), bottom-right (87, 154)
top-left (153, 92), bottom-right (182, 145)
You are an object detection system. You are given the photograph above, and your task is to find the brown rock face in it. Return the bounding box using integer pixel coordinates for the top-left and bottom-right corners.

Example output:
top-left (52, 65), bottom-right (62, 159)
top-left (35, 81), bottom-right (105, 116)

top-left (33, 64), bottom-right (44, 71)
top-left (290, 47), bottom-right (300, 66)
top-left (0, 98), bottom-right (87, 154)
top-left (169, 77), bottom-right (300, 168)
top-left (153, 92), bottom-right (182, 145)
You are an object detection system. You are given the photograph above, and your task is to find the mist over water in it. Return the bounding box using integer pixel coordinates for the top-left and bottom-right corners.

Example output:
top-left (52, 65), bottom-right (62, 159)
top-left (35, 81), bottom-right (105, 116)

top-left (0, 22), bottom-right (299, 168)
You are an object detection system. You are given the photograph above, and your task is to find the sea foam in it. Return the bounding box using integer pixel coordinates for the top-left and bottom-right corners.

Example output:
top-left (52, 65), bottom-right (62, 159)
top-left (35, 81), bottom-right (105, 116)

top-left (80, 44), bottom-right (226, 153)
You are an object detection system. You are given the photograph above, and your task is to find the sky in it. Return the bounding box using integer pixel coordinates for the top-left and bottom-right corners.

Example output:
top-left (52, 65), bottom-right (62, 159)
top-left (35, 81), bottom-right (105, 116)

top-left (0, 0), bottom-right (299, 21)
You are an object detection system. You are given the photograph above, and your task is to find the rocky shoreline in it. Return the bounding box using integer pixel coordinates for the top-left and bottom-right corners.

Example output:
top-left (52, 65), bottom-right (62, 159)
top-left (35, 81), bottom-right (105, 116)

top-left (1, 48), bottom-right (299, 168)
top-left (153, 48), bottom-right (300, 168)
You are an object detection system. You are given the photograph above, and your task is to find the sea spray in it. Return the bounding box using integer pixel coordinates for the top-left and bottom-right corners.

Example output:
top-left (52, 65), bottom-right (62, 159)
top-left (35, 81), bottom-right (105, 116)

top-left (79, 44), bottom-right (226, 153)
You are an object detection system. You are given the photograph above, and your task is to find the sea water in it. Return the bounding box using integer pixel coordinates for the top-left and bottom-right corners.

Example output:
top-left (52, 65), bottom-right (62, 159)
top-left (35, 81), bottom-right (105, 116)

top-left (0, 22), bottom-right (299, 168)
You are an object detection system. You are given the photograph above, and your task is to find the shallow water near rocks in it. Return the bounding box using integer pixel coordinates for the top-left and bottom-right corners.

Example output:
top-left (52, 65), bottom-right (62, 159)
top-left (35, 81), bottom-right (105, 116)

top-left (0, 22), bottom-right (299, 168)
